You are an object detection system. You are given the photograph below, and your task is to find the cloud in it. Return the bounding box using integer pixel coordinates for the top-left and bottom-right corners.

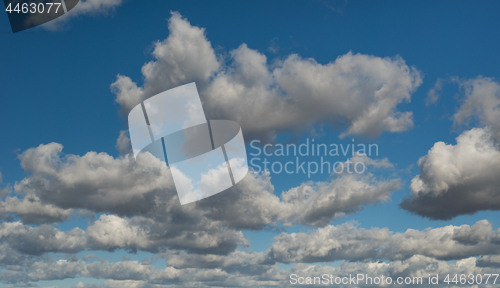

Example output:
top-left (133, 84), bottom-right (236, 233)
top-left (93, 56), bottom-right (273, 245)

top-left (164, 250), bottom-right (268, 274)
top-left (86, 214), bottom-right (247, 255)
top-left (115, 130), bottom-right (132, 155)
top-left (266, 220), bottom-right (500, 263)
top-left (0, 218), bottom-right (498, 287)
top-left (426, 78), bottom-right (443, 106)
top-left (43, 0), bottom-right (124, 30)
top-left (8, 214), bottom-right (496, 272)
top-left (15, 142), bottom-right (174, 218)
top-left (401, 127), bottom-right (500, 220)
top-left (1, 248), bottom-right (499, 287)
top-left (454, 76), bottom-right (500, 138)
top-left (266, 222), bottom-right (390, 263)
top-left (112, 12), bottom-right (422, 140)
top-left (287, 255), bottom-right (492, 288)
top-left (278, 174), bottom-right (399, 227)
top-left (0, 196), bottom-right (72, 224)
top-left (196, 166), bottom-right (400, 229)
top-left (0, 141), bottom-right (403, 265)
top-left (13, 142), bottom-right (400, 231)
top-left (0, 222), bottom-right (86, 256)
top-left (477, 255), bottom-right (500, 267)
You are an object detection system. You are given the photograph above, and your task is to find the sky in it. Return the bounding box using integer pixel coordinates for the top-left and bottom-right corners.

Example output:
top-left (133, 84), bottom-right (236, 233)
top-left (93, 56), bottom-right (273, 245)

top-left (0, 0), bottom-right (500, 287)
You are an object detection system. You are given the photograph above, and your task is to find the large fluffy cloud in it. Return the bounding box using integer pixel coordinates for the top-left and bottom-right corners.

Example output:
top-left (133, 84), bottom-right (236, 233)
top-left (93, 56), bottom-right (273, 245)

top-left (15, 142), bottom-right (173, 217)
top-left (9, 143), bottom-right (400, 230)
top-left (401, 127), bottom-right (500, 220)
top-left (112, 12), bottom-right (422, 141)
top-left (401, 77), bottom-right (500, 220)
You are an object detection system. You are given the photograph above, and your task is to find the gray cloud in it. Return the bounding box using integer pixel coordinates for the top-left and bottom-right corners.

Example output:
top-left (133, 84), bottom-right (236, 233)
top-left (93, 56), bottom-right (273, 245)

top-left (266, 220), bottom-right (500, 263)
top-left (454, 76), bottom-right (500, 138)
top-left (12, 142), bottom-right (400, 231)
top-left (0, 219), bottom-right (498, 287)
top-left (15, 142), bottom-right (174, 218)
top-left (2, 250), bottom-right (499, 288)
top-left (0, 196), bottom-right (72, 224)
top-left (401, 127), bottom-right (500, 220)
top-left (0, 222), bottom-right (86, 256)
top-left (426, 78), bottom-right (443, 106)
top-left (477, 255), bottom-right (500, 268)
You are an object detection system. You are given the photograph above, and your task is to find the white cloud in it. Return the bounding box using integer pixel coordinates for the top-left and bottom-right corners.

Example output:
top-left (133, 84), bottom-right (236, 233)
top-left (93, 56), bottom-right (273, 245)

top-left (141, 12), bottom-right (220, 96)
top-left (279, 174), bottom-right (399, 227)
top-left (86, 215), bottom-right (153, 252)
top-left (402, 77), bottom-right (500, 220)
top-left (112, 12), bottom-right (422, 140)
top-left (402, 127), bottom-right (500, 219)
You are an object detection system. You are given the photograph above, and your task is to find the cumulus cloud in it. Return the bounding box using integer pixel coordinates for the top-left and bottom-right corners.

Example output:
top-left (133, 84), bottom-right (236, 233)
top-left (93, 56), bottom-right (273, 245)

top-left (112, 12), bottom-right (422, 140)
top-left (13, 142), bottom-right (400, 231)
top-left (0, 196), bottom-right (72, 224)
top-left (0, 222), bottom-right (86, 255)
top-left (194, 167), bottom-right (400, 229)
top-left (86, 214), bottom-right (247, 255)
top-left (266, 220), bottom-right (500, 263)
top-left (401, 127), bottom-right (500, 220)
top-left (15, 142), bottom-right (174, 217)
top-left (401, 77), bottom-right (500, 220)
top-left (278, 174), bottom-right (399, 227)
top-left (2, 143), bottom-right (403, 267)
top-left (0, 214), bottom-right (247, 257)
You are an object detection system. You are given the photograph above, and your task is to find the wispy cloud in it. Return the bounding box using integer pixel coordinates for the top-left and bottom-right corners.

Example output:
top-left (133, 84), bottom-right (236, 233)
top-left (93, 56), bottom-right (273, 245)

top-left (43, 0), bottom-right (123, 30)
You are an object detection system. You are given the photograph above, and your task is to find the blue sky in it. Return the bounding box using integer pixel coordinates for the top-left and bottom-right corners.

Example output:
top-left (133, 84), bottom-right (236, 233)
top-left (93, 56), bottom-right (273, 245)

top-left (1, 1), bottom-right (500, 287)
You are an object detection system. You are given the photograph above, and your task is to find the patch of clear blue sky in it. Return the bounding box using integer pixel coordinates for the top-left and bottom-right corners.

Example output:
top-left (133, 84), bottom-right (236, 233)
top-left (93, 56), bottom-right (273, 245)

top-left (1, 1), bottom-right (500, 286)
